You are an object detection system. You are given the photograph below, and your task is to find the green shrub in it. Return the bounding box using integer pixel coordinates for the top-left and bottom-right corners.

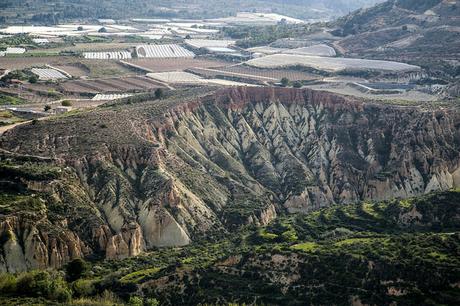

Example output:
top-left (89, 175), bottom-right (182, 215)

top-left (16, 270), bottom-right (71, 302)
top-left (29, 75), bottom-right (38, 83)
top-left (71, 290), bottom-right (123, 306)
top-left (66, 258), bottom-right (88, 281)
top-left (61, 100), bottom-right (72, 107)
top-left (47, 276), bottom-right (72, 302)
top-left (72, 279), bottom-right (95, 297)
top-left (16, 271), bottom-right (50, 297)
top-left (281, 77), bottom-right (290, 87)
top-left (293, 81), bottom-right (302, 88)
top-left (0, 273), bottom-right (17, 294)
top-left (128, 296), bottom-right (143, 306)
top-left (145, 298), bottom-right (160, 306)
top-left (155, 88), bottom-right (164, 99)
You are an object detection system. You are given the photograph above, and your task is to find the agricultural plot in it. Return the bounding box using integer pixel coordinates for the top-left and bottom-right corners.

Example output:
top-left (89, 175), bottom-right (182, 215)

top-left (305, 82), bottom-right (437, 102)
top-left (52, 63), bottom-right (90, 78)
top-left (0, 56), bottom-right (136, 77)
top-left (248, 45), bottom-right (336, 57)
top-left (246, 54), bottom-right (421, 73)
top-left (60, 76), bottom-right (163, 94)
top-left (147, 71), bottom-right (204, 84)
top-left (185, 39), bottom-right (236, 49)
top-left (124, 58), bottom-right (228, 73)
top-left (212, 12), bottom-right (305, 25)
top-left (5, 47), bottom-right (26, 54)
top-left (92, 93), bottom-right (133, 101)
top-left (135, 44), bottom-right (195, 58)
top-left (78, 60), bottom-right (137, 78)
top-left (83, 51), bottom-right (132, 60)
top-left (247, 46), bottom-right (288, 55)
top-left (0, 56), bottom-right (69, 70)
top-left (146, 71), bottom-right (258, 87)
top-left (0, 24), bottom-right (140, 37)
top-left (31, 68), bottom-right (68, 80)
top-left (212, 65), bottom-right (318, 81)
top-left (283, 44), bottom-right (336, 57)
top-left (0, 88), bottom-right (57, 104)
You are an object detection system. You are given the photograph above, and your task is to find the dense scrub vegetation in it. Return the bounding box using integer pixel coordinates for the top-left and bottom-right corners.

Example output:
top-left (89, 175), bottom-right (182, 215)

top-left (222, 24), bottom-right (314, 48)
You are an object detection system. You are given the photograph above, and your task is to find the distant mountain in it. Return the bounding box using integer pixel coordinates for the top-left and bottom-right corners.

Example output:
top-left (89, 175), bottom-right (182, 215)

top-left (331, 0), bottom-right (460, 78)
top-left (334, 0), bottom-right (458, 36)
top-left (0, 0), bottom-right (384, 24)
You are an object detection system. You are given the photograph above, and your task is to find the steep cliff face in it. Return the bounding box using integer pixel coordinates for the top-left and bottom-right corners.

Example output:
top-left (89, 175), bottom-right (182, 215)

top-left (1, 87), bottom-right (459, 271)
top-left (159, 88), bottom-right (460, 213)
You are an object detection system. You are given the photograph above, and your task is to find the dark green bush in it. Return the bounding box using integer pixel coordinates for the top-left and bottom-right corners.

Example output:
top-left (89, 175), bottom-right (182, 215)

top-left (66, 258), bottom-right (88, 282)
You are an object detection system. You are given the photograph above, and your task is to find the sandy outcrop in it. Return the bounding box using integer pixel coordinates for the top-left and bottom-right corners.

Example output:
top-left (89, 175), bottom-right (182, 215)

top-left (0, 216), bottom-right (90, 273)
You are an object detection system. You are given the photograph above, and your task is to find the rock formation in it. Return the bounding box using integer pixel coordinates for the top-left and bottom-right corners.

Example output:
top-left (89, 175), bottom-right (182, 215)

top-left (1, 87), bottom-right (459, 271)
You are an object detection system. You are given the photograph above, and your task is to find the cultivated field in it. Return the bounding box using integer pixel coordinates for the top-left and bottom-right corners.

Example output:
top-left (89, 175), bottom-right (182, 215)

top-left (135, 44), bottom-right (195, 58)
top-left (146, 71), bottom-right (258, 87)
top-left (52, 63), bottom-right (90, 77)
top-left (246, 54), bottom-right (421, 73)
top-left (147, 71), bottom-right (204, 84)
top-left (31, 68), bottom-right (68, 80)
top-left (60, 76), bottom-right (164, 94)
top-left (0, 87), bottom-right (59, 104)
top-left (35, 42), bottom-right (139, 53)
top-left (124, 58), bottom-right (229, 72)
top-left (283, 44), bottom-right (336, 57)
top-left (92, 93), bottom-right (133, 101)
top-left (0, 56), bottom-right (137, 77)
top-left (83, 51), bottom-right (132, 60)
top-left (185, 39), bottom-right (235, 48)
top-left (0, 56), bottom-right (73, 70)
top-left (248, 44), bottom-right (336, 57)
top-left (193, 65), bottom-right (318, 82)
top-left (305, 82), bottom-right (437, 102)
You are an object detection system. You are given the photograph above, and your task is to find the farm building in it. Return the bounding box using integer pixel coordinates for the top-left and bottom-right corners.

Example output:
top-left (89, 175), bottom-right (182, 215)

top-left (54, 106), bottom-right (72, 114)
top-left (31, 68), bottom-right (68, 80)
top-left (83, 51), bottom-right (132, 60)
top-left (135, 44), bottom-right (195, 58)
top-left (5, 47), bottom-right (26, 54)
top-left (92, 93), bottom-right (133, 101)
top-left (205, 47), bottom-right (239, 54)
top-left (32, 38), bottom-right (50, 44)
top-left (98, 19), bottom-right (116, 24)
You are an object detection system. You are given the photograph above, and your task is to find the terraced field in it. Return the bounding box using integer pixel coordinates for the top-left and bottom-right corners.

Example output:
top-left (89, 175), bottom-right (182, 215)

top-left (0, 88), bottom-right (57, 104)
top-left (60, 76), bottom-right (164, 94)
top-left (52, 63), bottom-right (90, 77)
top-left (189, 65), bottom-right (318, 82)
top-left (124, 57), bottom-right (229, 72)
top-left (0, 56), bottom-right (138, 77)
top-left (0, 56), bottom-right (75, 70)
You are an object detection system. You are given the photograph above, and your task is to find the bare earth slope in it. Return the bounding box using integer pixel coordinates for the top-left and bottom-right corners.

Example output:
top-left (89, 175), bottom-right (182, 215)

top-left (1, 87), bottom-right (459, 271)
